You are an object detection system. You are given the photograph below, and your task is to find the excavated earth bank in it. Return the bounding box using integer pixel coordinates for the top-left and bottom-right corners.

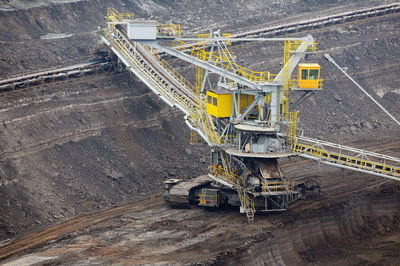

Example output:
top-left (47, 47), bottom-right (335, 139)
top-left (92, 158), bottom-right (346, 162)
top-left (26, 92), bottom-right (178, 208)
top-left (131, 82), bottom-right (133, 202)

top-left (0, 0), bottom-right (399, 265)
top-left (1, 150), bottom-right (400, 265)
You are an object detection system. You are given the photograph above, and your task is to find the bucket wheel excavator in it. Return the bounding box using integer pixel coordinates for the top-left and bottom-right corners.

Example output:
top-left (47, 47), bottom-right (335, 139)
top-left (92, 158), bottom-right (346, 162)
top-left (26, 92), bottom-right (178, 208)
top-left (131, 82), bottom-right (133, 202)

top-left (102, 8), bottom-right (400, 223)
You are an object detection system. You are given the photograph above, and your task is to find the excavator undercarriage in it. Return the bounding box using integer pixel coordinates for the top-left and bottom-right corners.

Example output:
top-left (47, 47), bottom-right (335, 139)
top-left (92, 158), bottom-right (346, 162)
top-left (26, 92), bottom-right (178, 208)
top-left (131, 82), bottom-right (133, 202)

top-left (163, 158), bottom-right (319, 212)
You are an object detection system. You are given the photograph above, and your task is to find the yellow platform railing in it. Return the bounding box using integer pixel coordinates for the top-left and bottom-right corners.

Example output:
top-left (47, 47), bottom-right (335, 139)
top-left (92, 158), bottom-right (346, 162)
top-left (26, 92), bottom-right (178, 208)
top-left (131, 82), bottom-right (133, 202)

top-left (110, 29), bottom-right (195, 115)
top-left (209, 164), bottom-right (244, 186)
top-left (261, 181), bottom-right (295, 193)
top-left (176, 39), bottom-right (270, 83)
top-left (294, 142), bottom-right (400, 178)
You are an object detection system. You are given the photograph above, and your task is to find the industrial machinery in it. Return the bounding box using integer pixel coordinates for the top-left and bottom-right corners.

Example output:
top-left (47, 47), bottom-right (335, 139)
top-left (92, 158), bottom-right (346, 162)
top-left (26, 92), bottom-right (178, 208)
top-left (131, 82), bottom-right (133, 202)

top-left (102, 8), bottom-right (400, 223)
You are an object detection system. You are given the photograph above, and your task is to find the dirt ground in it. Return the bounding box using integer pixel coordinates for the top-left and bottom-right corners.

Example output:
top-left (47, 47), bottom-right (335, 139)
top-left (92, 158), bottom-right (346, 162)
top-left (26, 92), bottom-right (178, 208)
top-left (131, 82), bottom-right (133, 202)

top-left (1, 136), bottom-right (399, 265)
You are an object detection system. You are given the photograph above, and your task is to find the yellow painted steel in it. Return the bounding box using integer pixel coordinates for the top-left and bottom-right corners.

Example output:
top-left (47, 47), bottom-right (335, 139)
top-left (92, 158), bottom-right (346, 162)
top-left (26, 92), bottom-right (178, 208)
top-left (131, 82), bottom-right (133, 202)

top-left (106, 8), bottom-right (134, 34)
top-left (197, 33), bottom-right (232, 45)
top-left (294, 142), bottom-right (400, 178)
top-left (108, 28), bottom-right (196, 118)
top-left (176, 39), bottom-right (270, 83)
top-left (107, 7), bottom-right (134, 23)
top-left (281, 40), bottom-right (319, 121)
top-left (198, 192), bottom-right (219, 207)
top-left (211, 157), bottom-right (256, 220)
top-left (142, 45), bottom-right (195, 93)
top-left (281, 40), bottom-right (291, 121)
top-left (237, 94), bottom-right (255, 114)
top-left (209, 164), bottom-right (244, 187)
top-left (190, 50), bottom-right (204, 144)
top-left (206, 90), bottom-right (232, 118)
top-left (297, 63), bottom-right (322, 89)
top-left (289, 111), bottom-right (298, 150)
top-left (261, 181), bottom-right (295, 193)
top-left (206, 90), bottom-right (256, 118)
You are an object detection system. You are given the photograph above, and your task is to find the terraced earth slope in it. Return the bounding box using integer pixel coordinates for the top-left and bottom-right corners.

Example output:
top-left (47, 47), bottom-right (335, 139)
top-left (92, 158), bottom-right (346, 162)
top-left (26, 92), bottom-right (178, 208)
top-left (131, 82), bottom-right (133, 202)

top-left (0, 0), bottom-right (399, 265)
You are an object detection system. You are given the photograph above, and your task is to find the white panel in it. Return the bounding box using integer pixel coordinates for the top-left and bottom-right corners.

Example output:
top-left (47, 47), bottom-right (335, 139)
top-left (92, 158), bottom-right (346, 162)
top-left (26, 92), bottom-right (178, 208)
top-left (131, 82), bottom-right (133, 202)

top-left (127, 23), bottom-right (157, 40)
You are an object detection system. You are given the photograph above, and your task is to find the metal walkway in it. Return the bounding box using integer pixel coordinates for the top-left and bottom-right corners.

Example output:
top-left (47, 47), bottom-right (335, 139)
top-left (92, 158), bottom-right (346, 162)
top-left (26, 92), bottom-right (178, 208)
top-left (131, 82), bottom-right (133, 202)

top-left (102, 28), bottom-right (196, 115)
top-left (102, 25), bottom-right (223, 146)
top-left (294, 136), bottom-right (400, 181)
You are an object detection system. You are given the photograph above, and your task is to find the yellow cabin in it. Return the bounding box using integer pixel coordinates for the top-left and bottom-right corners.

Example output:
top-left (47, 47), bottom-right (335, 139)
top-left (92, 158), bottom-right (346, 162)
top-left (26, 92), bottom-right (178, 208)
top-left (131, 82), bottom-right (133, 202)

top-left (298, 63), bottom-right (321, 89)
top-left (206, 90), bottom-right (232, 118)
top-left (206, 90), bottom-right (255, 118)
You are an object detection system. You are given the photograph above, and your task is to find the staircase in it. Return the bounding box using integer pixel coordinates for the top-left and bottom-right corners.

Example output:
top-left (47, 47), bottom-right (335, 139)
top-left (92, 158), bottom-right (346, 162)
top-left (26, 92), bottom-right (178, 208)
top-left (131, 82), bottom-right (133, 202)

top-left (237, 186), bottom-right (255, 224)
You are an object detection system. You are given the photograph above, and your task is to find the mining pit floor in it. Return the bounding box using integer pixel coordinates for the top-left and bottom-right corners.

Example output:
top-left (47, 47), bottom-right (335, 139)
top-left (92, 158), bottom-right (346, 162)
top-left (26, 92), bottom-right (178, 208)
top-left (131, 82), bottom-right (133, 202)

top-left (1, 135), bottom-right (399, 265)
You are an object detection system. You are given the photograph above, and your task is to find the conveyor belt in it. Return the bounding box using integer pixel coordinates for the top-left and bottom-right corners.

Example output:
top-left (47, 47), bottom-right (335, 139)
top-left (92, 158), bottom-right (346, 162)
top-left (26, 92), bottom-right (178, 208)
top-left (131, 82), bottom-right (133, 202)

top-left (232, 2), bottom-right (400, 38)
top-left (173, 3), bottom-right (400, 52)
top-left (294, 136), bottom-right (400, 181)
top-left (0, 60), bottom-right (112, 91)
top-left (103, 27), bottom-right (197, 116)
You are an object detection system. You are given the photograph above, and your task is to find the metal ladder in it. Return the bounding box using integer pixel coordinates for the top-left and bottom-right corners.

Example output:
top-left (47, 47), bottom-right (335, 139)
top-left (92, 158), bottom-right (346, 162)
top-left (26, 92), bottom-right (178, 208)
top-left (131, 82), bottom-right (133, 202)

top-left (237, 186), bottom-right (255, 224)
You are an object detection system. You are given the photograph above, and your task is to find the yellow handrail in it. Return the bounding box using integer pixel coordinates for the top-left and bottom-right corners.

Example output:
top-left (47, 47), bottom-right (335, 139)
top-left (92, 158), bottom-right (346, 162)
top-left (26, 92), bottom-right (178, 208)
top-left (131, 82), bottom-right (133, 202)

top-left (294, 142), bottom-right (400, 177)
top-left (176, 39), bottom-right (270, 83)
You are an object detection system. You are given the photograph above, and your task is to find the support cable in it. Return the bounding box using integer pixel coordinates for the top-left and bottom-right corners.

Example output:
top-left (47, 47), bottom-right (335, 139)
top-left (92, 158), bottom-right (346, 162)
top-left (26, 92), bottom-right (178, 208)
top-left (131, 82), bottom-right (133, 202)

top-left (324, 53), bottom-right (400, 127)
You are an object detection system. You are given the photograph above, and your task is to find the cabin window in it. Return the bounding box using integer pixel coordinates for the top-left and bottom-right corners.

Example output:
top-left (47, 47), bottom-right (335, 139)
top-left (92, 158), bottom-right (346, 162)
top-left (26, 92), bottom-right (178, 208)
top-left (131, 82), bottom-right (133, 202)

top-left (309, 69), bottom-right (319, 80)
top-left (207, 95), bottom-right (212, 104)
top-left (301, 69), bottom-right (308, 80)
top-left (213, 97), bottom-right (218, 106)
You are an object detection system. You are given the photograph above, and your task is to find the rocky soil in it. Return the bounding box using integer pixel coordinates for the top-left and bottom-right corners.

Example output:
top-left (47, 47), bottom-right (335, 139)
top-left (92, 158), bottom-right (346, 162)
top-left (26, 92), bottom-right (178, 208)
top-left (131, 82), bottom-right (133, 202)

top-left (1, 136), bottom-right (400, 265)
top-left (0, 71), bottom-right (209, 240)
top-left (0, 0), bottom-right (399, 265)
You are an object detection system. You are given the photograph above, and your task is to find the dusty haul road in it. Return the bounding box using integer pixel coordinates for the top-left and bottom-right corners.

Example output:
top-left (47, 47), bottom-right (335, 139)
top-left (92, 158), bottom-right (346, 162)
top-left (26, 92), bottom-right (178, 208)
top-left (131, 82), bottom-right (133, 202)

top-left (1, 136), bottom-right (400, 265)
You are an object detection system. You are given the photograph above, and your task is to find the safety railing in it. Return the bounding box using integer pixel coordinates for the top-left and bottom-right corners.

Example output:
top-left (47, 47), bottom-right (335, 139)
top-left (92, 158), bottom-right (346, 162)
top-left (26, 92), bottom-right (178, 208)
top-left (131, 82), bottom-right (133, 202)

top-left (110, 29), bottom-right (195, 115)
top-left (288, 40), bottom-right (318, 53)
top-left (198, 192), bottom-right (219, 207)
top-left (290, 78), bottom-right (324, 90)
top-left (288, 111), bottom-right (298, 151)
top-left (107, 7), bottom-right (134, 23)
top-left (197, 107), bottom-right (219, 145)
top-left (103, 27), bottom-right (112, 42)
top-left (197, 33), bottom-right (232, 45)
top-left (237, 185), bottom-right (256, 223)
top-left (261, 181), bottom-right (295, 193)
top-left (175, 39), bottom-right (270, 83)
top-left (108, 28), bottom-right (224, 149)
top-left (142, 45), bottom-right (196, 94)
top-left (209, 164), bottom-right (244, 187)
top-left (293, 136), bottom-right (400, 179)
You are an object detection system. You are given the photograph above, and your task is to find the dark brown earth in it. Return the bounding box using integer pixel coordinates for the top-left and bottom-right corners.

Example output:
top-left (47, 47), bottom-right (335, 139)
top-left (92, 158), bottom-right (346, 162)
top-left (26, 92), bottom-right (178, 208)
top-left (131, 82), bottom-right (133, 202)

top-left (0, 0), bottom-right (399, 265)
top-left (1, 136), bottom-right (399, 265)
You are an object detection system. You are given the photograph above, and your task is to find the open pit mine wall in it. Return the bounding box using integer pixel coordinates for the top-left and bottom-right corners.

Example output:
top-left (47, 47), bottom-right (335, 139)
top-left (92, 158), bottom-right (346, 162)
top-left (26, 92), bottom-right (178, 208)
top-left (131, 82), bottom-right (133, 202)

top-left (0, 0), bottom-right (399, 242)
top-left (223, 193), bottom-right (400, 265)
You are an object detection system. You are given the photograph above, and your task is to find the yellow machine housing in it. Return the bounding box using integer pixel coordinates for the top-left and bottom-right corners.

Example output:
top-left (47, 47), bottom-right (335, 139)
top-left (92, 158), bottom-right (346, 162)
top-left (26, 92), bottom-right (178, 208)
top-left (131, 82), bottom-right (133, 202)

top-left (206, 90), bottom-right (232, 118)
top-left (206, 90), bottom-right (255, 118)
top-left (298, 63), bottom-right (321, 89)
